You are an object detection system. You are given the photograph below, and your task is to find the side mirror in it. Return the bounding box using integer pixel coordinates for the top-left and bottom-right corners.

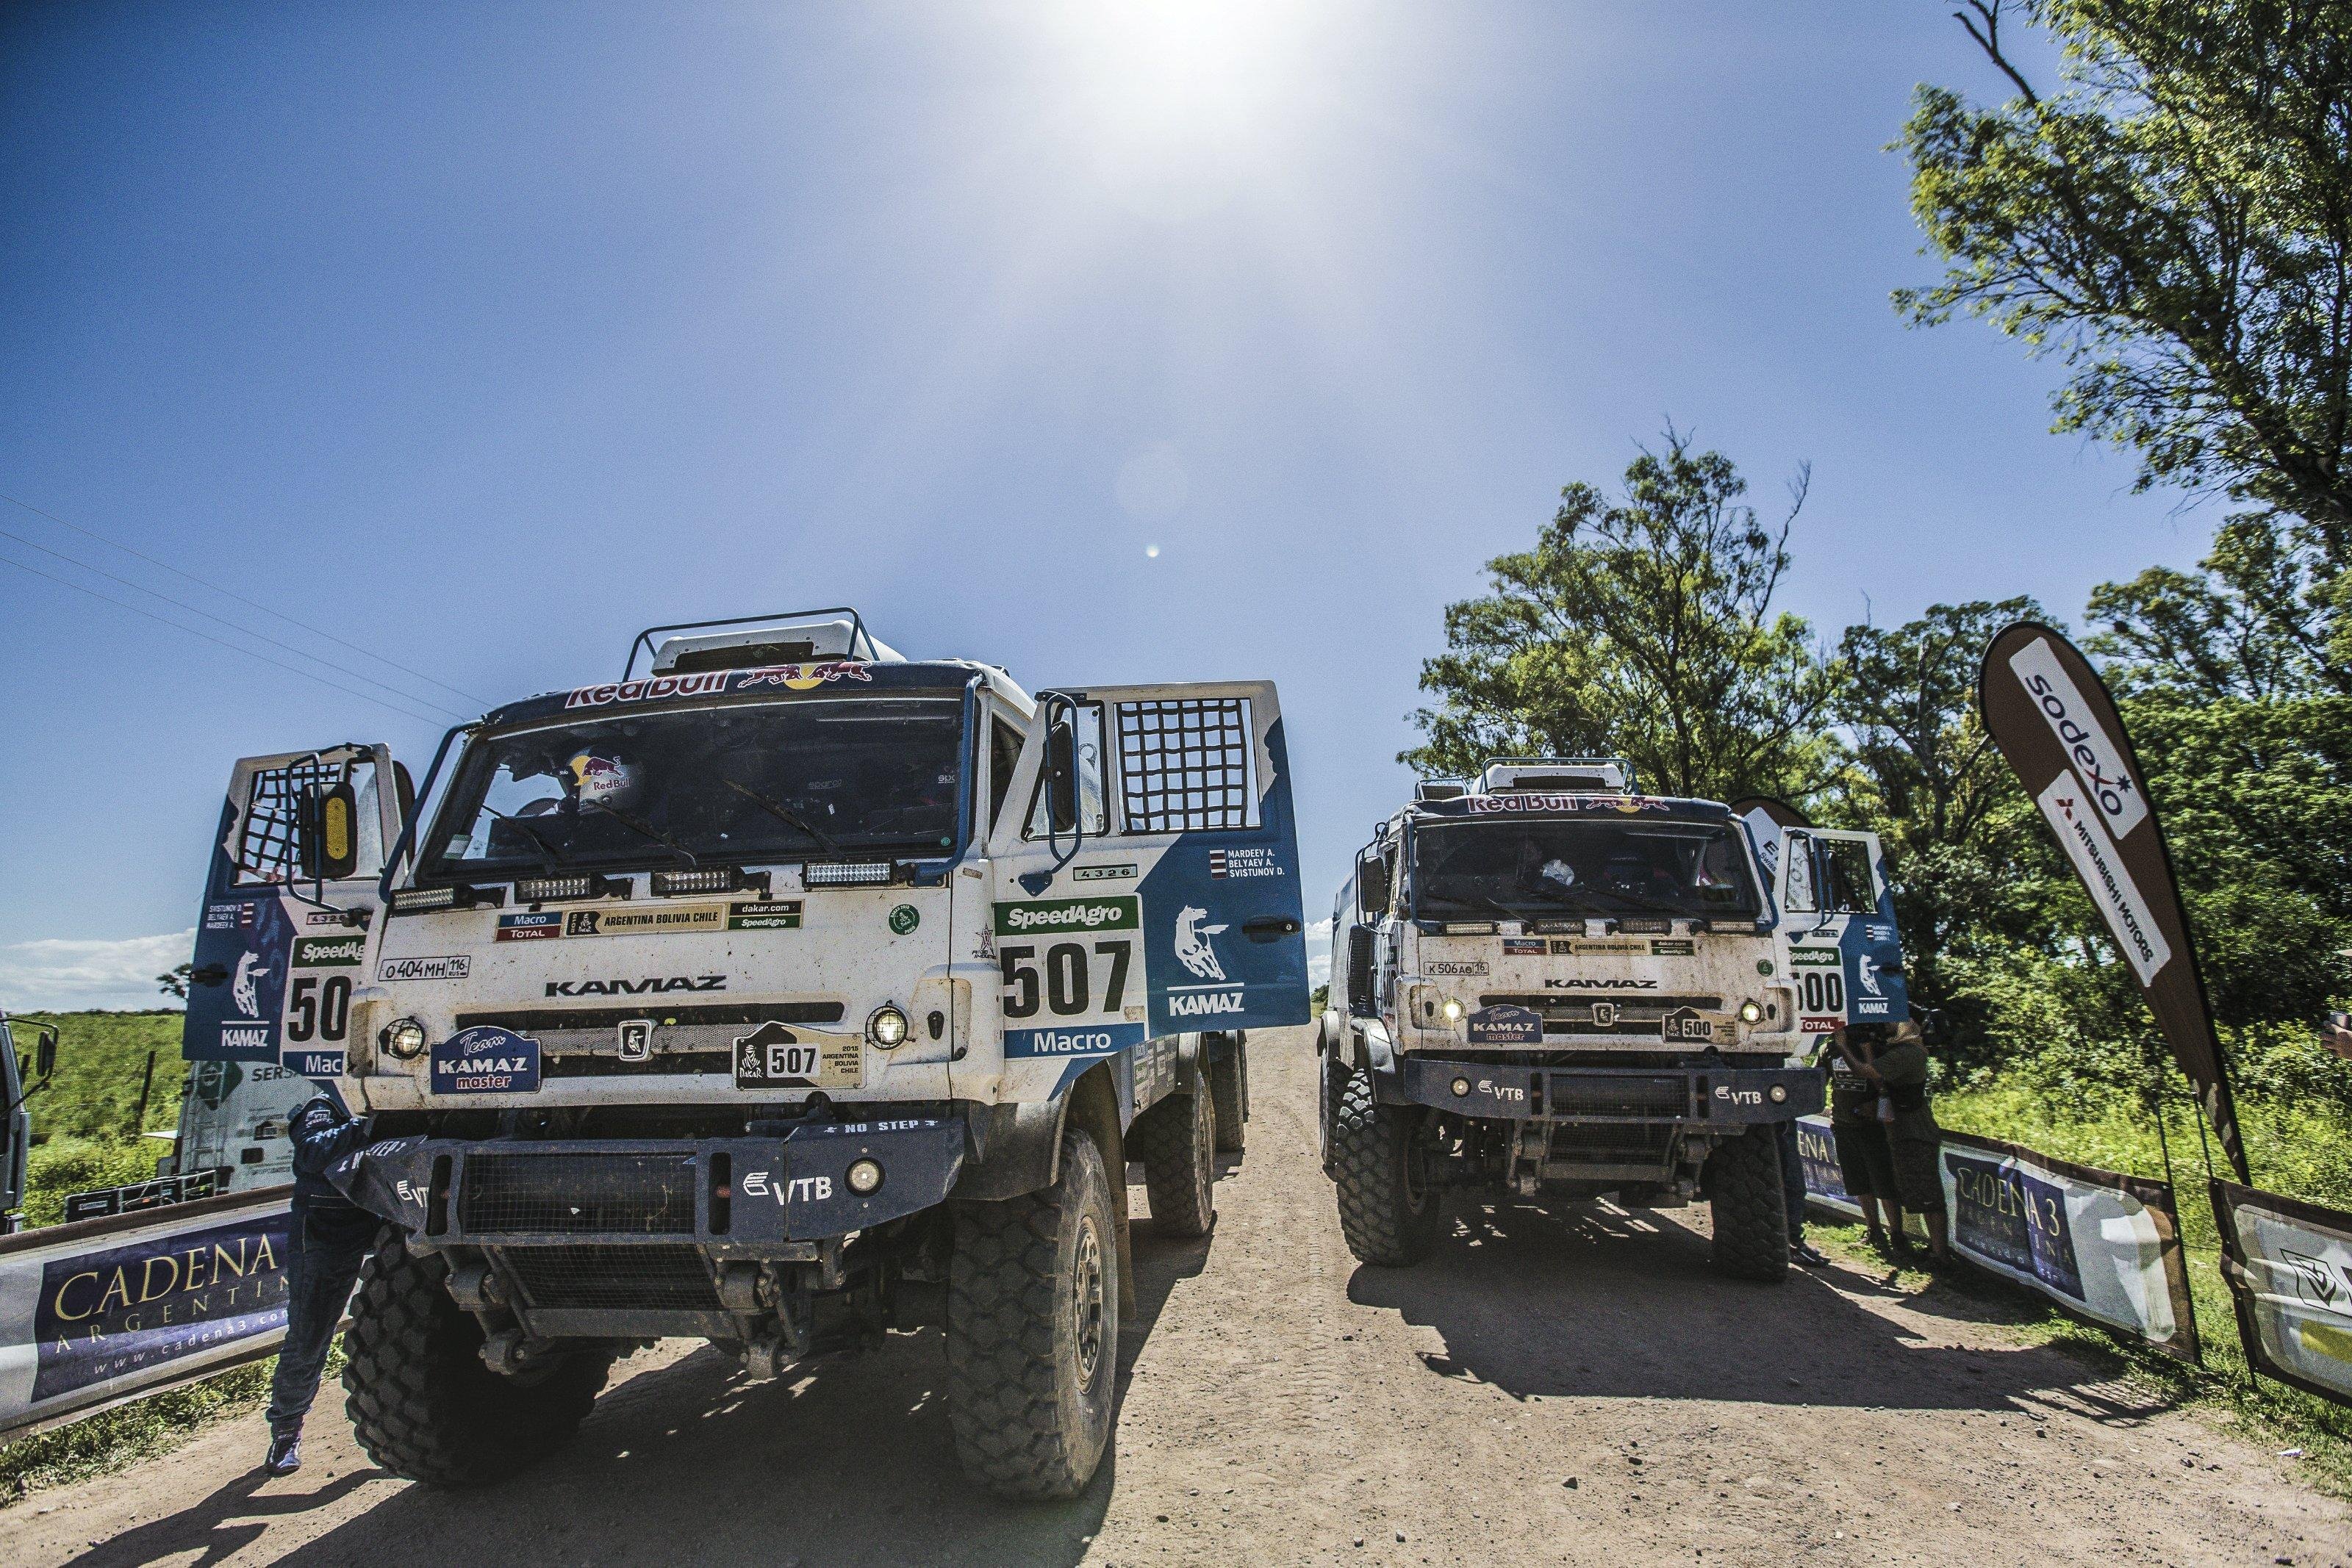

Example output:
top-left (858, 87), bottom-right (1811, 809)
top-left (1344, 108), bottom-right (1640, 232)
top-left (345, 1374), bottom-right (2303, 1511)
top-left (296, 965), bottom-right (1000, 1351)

top-left (297, 782), bottom-right (362, 882)
top-left (1043, 719), bottom-right (1080, 834)
top-left (33, 1025), bottom-right (57, 1082)
top-left (1346, 925), bottom-right (1380, 1017)
top-left (1357, 855), bottom-right (1391, 918)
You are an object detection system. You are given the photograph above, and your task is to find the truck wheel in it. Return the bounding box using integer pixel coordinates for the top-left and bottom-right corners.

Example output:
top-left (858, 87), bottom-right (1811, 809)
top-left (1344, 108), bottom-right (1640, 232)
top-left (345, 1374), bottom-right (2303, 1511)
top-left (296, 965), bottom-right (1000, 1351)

top-left (947, 1127), bottom-right (1121, 1500)
top-left (341, 1234), bottom-right (612, 1486)
top-left (1704, 1126), bottom-right (1790, 1282)
top-left (1208, 1036), bottom-right (1247, 1154)
top-left (1132, 1087), bottom-right (1216, 1238)
top-left (1330, 1065), bottom-right (1442, 1267)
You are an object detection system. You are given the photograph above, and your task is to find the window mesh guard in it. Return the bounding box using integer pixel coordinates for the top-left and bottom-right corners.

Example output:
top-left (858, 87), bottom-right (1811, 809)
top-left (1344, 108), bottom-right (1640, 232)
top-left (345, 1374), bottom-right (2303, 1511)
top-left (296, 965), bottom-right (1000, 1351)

top-left (236, 757), bottom-right (340, 884)
top-left (1115, 698), bottom-right (1257, 833)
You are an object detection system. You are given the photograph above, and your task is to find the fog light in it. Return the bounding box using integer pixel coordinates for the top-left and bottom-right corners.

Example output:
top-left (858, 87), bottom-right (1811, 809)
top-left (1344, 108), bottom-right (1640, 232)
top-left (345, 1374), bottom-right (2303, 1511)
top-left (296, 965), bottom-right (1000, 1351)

top-left (1451, 1076), bottom-right (1471, 1098)
top-left (1738, 1000), bottom-right (1764, 1024)
top-left (1768, 1083), bottom-right (1789, 1104)
top-left (1441, 998), bottom-right (1464, 1023)
top-left (868, 1004), bottom-right (909, 1048)
top-left (381, 1017), bottom-right (428, 1060)
top-left (846, 1158), bottom-right (883, 1195)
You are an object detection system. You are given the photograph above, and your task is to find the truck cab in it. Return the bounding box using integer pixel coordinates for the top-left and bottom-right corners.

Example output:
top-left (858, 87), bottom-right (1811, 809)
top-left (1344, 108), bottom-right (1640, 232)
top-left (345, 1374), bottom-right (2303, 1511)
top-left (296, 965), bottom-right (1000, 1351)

top-left (1318, 760), bottom-right (1904, 1279)
top-left (0, 1013), bottom-right (59, 1232)
top-left (177, 608), bottom-right (1308, 1499)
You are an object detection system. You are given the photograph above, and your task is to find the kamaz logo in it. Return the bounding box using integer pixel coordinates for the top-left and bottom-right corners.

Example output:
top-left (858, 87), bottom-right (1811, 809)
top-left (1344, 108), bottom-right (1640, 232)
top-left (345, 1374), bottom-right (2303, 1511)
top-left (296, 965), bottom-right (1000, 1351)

top-left (545, 975), bottom-right (726, 996)
top-left (1170, 990), bottom-right (1246, 1017)
top-left (1715, 1086), bottom-right (1763, 1107)
top-left (1543, 977), bottom-right (1656, 989)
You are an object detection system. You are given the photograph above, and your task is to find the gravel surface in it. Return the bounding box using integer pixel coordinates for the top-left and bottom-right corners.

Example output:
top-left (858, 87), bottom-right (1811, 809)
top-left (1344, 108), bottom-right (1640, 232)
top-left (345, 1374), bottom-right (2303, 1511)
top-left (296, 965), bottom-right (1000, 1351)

top-left (3, 1026), bottom-right (2345, 1566)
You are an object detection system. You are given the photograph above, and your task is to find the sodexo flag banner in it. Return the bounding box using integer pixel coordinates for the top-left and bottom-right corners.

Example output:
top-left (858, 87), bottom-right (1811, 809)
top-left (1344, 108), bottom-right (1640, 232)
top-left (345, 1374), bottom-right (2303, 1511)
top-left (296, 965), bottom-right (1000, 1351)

top-left (1978, 623), bottom-right (2251, 1183)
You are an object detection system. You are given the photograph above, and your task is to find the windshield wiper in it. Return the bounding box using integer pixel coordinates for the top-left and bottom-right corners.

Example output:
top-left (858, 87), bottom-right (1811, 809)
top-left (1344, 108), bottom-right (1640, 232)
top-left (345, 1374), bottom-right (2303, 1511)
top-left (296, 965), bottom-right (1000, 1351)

top-left (478, 805), bottom-right (570, 871)
top-left (722, 777), bottom-right (842, 855)
top-left (582, 801), bottom-right (700, 866)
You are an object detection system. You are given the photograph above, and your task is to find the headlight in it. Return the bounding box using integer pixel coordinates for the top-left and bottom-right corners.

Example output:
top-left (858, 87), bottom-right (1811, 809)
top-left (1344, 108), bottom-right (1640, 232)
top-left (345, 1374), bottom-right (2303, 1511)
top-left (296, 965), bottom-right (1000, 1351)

top-left (1738, 1000), bottom-right (1764, 1024)
top-left (1450, 1076), bottom-right (1471, 1098)
top-left (846, 1158), bottom-right (884, 1195)
top-left (868, 1004), bottom-right (909, 1048)
top-left (1441, 998), bottom-right (1464, 1023)
top-left (1768, 1083), bottom-right (1789, 1104)
top-left (381, 1017), bottom-right (429, 1060)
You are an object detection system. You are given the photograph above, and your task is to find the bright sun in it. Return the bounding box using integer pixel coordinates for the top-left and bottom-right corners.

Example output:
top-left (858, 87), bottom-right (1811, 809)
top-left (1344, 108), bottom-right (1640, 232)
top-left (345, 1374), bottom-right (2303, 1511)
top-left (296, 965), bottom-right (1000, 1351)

top-left (1039, 0), bottom-right (1328, 216)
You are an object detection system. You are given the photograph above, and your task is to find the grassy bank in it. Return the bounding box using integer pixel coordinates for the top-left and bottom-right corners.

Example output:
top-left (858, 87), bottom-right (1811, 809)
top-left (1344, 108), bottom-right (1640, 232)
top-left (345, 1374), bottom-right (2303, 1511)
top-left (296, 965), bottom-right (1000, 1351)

top-left (12, 1010), bottom-right (184, 1226)
top-left (1930, 1079), bottom-right (2352, 1498)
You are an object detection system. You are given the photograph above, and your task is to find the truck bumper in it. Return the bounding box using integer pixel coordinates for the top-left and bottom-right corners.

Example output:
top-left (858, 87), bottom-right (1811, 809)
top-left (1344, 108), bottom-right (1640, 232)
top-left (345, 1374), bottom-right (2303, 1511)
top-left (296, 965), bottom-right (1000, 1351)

top-left (336, 1117), bottom-right (967, 1254)
top-left (1391, 1057), bottom-right (1824, 1126)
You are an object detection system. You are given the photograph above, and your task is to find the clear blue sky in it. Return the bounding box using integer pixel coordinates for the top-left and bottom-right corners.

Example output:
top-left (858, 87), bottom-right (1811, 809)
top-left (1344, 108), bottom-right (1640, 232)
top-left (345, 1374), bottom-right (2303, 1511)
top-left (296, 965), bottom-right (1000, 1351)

top-left (1, 2), bottom-right (2213, 1009)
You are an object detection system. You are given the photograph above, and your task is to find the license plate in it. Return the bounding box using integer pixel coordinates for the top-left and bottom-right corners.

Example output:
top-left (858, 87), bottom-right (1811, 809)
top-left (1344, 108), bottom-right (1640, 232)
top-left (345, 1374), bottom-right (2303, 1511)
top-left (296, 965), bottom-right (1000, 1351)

top-left (731, 1024), bottom-right (863, 1090)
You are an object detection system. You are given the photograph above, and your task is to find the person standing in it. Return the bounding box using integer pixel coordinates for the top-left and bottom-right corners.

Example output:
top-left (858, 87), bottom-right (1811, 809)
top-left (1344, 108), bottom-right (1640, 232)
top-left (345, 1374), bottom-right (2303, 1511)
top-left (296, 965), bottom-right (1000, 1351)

top-left (262, 1083), bottom-right (378, 1475)
top-left (1868, 1018), bottom-right (1949, 1265)
top-left (1827, 1026), bottom-right (1904, 1256)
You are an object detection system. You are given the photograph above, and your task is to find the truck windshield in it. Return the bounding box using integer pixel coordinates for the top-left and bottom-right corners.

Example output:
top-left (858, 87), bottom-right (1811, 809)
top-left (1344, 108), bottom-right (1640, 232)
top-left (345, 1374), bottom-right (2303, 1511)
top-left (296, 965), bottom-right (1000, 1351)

top-left (419, 697), bottom-right (966, 880)
top-left (1411, 818), bottom-right (1760, 921)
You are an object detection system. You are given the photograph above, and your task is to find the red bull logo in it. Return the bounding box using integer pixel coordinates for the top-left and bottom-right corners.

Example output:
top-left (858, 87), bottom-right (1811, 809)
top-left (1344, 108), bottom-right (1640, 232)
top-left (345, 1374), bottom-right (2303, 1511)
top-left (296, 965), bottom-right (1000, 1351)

top-left (733, 661), bottom-right (873, 691)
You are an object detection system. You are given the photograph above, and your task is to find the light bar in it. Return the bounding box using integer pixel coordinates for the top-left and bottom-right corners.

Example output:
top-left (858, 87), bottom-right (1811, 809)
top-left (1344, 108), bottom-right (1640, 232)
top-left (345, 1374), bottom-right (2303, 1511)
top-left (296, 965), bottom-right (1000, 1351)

top-left (1614, 917), bottom-right (1673, 935)
top-left (515, 873), bottom-right (626, 904)
top-left (1441, 921), bottom-right (1495, 935)
top-left (652, 866), bottom-right (767, 898)
top-left (391, 884), bottom-right (499, 915)
top-left (804, 861), bottom-right (896, 888)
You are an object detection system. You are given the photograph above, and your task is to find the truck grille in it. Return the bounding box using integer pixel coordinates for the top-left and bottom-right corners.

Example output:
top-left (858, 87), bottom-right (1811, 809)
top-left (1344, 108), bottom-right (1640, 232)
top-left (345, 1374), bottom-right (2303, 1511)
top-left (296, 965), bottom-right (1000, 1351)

top-left (1543, 1073), bottom-right (1689, 1118)
top-left (501, 1244), bottom-right (722, 1312)
top-left (1480, 993), bottom-right (1722, 1036)
top-left (459, 1152), bottom-right (699, 1234)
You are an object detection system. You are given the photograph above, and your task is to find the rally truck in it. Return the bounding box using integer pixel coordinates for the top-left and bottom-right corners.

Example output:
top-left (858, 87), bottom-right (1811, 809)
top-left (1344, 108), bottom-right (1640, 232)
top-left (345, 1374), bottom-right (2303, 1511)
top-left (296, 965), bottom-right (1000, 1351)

top-left (175, 609), bottom-right (1304, 1498)
top-left (1316, 760), bottom-right (1907, 1279)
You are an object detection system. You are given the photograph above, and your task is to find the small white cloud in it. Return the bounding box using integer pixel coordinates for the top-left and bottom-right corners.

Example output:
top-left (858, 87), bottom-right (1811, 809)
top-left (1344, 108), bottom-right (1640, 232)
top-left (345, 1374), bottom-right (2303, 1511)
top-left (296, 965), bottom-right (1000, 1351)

top-left (1306, 915), bottom-right (1333, 989)
top-left (0, 930), bottom-right (194, 1014)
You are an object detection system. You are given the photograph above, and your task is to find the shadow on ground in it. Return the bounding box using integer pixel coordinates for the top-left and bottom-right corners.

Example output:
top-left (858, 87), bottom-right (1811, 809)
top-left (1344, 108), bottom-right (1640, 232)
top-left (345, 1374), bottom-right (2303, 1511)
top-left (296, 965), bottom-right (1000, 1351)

top-left (65, 1215), bottom-right (1214, 1568)
top-left (1346, 1195), bottom-right (2171, 1423)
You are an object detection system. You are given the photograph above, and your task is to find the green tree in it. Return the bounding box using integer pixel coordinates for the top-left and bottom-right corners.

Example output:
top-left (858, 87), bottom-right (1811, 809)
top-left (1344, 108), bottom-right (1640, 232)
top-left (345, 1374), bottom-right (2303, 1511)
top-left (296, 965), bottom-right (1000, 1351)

top-left (1898, 1), bottom-right (2352, 556)
top-left (1404, 431), bottom-right (1835, 802)
top-left (1827, 598), bottom-right (2046, 1034)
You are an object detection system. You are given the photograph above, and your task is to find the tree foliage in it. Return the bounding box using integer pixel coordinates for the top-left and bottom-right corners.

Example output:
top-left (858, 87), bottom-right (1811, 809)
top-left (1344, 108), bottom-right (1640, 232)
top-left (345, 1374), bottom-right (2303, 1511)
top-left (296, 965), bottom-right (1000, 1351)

top-left (1403, 431), bottom-right (1837, 803)
top-left (1898, 1), bottom-right (2352, 553)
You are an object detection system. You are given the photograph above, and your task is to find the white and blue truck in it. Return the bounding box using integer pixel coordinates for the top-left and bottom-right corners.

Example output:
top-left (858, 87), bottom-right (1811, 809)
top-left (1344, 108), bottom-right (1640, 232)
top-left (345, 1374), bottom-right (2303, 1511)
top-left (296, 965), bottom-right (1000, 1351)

top-left (1318, 760), bottom-right (1907, 1279)
top-left (176, 609), bottom-right (1308, 1497)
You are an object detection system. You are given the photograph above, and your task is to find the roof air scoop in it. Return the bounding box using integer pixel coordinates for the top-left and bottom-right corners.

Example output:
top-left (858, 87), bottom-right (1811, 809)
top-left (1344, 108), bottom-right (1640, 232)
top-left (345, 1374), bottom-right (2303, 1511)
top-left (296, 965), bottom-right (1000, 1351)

top-left (1474, 758), bottom-right (1635, 796)
top-left (625, 607), bottom-right (906, 677)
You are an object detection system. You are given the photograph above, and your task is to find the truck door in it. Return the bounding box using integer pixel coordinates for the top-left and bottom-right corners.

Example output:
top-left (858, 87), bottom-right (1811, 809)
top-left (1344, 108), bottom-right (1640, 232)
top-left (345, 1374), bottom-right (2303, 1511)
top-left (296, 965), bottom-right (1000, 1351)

top-left (985, 683), bottom-right (1309, 1057)
top-left (1776, 827), bottom-right (1909, 1034)
top-left (182, 746), bottom-right (405, 1082)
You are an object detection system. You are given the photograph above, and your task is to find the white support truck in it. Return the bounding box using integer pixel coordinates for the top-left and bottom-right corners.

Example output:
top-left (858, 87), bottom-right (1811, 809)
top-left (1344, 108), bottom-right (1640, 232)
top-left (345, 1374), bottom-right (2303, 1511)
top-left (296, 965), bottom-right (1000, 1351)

top-left (1318, 760), bottom-right (1909, 1279)
top-left (176, 609), bottom-right (1307, 1497)
top-left (0, 1013), bottom-right (60, 1233)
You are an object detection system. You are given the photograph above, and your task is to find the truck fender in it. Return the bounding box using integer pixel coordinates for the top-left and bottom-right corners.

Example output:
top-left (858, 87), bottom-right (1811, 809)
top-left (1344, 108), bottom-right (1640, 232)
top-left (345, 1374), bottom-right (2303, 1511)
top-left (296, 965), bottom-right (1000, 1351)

top-left (951, 1064), bottom-right (1135, 1316)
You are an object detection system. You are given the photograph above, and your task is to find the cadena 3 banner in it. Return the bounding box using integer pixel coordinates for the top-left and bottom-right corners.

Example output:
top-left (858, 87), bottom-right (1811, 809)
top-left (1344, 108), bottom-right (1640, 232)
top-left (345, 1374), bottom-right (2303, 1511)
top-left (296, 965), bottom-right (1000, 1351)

top-left (1795, 1118), bottom-right (2198, 1362)
top-left (2212, 1180), bottom-right (2352, 1407)
top-left (0, 1187), bottom-right (293, 1441)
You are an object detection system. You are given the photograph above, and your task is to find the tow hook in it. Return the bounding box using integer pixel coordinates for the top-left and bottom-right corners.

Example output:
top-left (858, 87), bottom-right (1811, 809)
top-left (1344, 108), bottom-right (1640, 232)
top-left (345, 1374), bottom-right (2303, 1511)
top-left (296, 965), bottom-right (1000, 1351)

top-left (742, 1303), bottom-right (811, 1381)
top-left (480, 1329), bottom-right (555, 1375)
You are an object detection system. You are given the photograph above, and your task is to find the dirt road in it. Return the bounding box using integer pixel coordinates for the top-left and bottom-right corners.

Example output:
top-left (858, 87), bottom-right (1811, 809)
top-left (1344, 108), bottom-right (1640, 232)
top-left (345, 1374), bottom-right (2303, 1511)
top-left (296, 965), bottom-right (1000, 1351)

top-left (4, 1026), bottom-right (2346, 1566)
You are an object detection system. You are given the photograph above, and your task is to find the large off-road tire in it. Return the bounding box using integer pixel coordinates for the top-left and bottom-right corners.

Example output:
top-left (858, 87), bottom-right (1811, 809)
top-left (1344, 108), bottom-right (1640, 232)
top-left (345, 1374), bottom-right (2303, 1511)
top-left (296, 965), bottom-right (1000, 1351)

top-left (1208, 1035), bottom-right (1247, 1154)
top-left (1705, 1126), bottom-right (1791, 1282)
top-left (341, 1234), bottom-right (612, 1486)
top-left (1330, 1065), bottom-right (1443, 1267)
top-left (1131, 1086), bottom-right (1216, 1238)
top-left (947, 1128), bottom-right (1121, 1500)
